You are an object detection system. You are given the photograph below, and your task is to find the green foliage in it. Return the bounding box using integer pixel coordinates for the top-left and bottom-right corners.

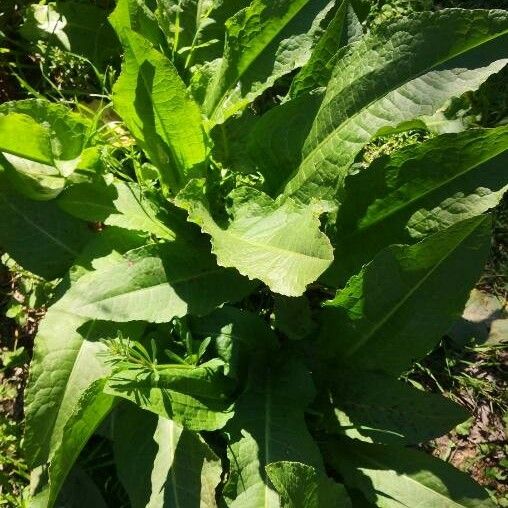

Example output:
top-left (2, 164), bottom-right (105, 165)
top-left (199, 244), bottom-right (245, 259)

top-left (0, 0), bottom-right (506, 506)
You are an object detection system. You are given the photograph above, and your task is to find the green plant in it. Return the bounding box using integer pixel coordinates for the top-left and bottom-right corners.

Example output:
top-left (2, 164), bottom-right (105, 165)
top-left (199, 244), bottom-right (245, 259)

top-left (0, 0), bottom-right (507, 506)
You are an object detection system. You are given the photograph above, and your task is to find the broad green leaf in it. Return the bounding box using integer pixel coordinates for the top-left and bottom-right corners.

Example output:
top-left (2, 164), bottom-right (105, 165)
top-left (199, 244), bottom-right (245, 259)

top-left (58, 180), bottom-right (176, 239)
top-left (105, 360), bottom-right (234, 431)
top-left (113, 29), bottom-right (207, 192)
top-left (290, 0), bottom-right (362, 98)
top-left (61, 239), bottom-right (254, 322)
top-left (0, 100), bottom-right (93, 200)
top-left (326, 438), bottom-right (494, 507)
top-left (24, 232), bottom-right (147, 467)
top-left (176, 179), bottom-right (333, 296)
top-left (203, 0), bottom-right (335, 124)
top-left (24, 313), bottom-right (143, 468)
top-left (21, 2), bottom-right (118, 71)
top-left (0, 179), bottom-right (93, 279)
top-left (223, 357), bottom-right (323, 507)
top-left (114, 404), bottom-right (221, 507)
top-left (326, 127), bottom-right (508, 284)
top-left (283, 9), bottom-right (508, 204)
top-left (329, 370), bottom-right (468, 445)
top-left (266, 462), bottom-right (351, 508)
top-left (190, 306), bottom-right (279, 379)
top-left (319, 215), bottom-right (492, 376)
top-left (30, 380), bottom-right (116, 508)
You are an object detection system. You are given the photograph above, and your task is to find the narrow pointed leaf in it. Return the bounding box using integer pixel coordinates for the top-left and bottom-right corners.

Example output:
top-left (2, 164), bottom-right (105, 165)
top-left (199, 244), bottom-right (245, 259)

top-left (113, 29), bottom-right (207, 191)
top-left (320, 215), bottom-right (492, 376)
top-left (203, 0), bottom-right (335, 124)
top-left (326, 438), bottom-right (494, 507)
top-left (32, 381), bottom-right (116, 508)
top-left (110, 0), bottom-right (166, 50)
top-left (290, 0), bottom-right (362, 98)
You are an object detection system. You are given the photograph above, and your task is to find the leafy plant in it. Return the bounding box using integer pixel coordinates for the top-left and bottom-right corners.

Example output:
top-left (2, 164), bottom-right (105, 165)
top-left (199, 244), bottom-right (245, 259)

top-left (0, 0), bottom-right (507, 506)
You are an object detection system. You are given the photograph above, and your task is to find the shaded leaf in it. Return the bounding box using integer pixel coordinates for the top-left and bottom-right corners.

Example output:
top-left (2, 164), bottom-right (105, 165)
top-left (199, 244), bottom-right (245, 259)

top-left (329, 370), bottom-right (469, 445)
top-left (326, 438), bottom-right (494, 507)
top-left (62, 239), bottom-right (254, 322)
top-left (290, 0), bottom-right (362, 98)
top-left (0, 178), bottom-right (93, 279)
top-left (203, 0), bottom-right (335, 124)
top-left (105, 360), bottom-right (234, 432)
top-left (190, 306), bottom-right (278, 379)
top-left (58, 180), bottom-right (176, 239)
top-left (114, 403), bottom-right (221, 508)
top-left (320, 216), bottom-right (492, 375)
top-left (223, 357), bottom-right (322, 507)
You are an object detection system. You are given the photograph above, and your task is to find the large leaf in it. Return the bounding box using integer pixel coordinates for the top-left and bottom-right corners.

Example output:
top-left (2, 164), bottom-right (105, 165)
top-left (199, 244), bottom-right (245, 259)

top-left (24, 313), bottom-right (142, 468)
top-left (202, 0), bottom-right (335, 124)
top-left (23, 230), bottom-right (147, 467)
top-left (30, 380), bottom-right (116, 508)
top-left (326, 127), bottom-right (508, 284)
top-left (329, 370), bottom-right (468, 445)
top-left (60, 239), bottom-right (254, 322)
top-left (176, 179), bottom-right (333, 296)
top-left (0, 179), bottom-right (93, 279)
top-left (319, 215), bottom-right (492, 376)
top-left (114, 404), bottom-right (222, 507)
top-left (58, 180), bottom-right (176, 239)
top-left (283, 9), bottom-right (508, 204)
top-left (266, 462), bottom-right (351, 508)
top-left (113, 29), bottom-right (207, 192)
top-left (223, 357), bottom-right (323, 507)
top-left (326, 438), bottom-right (494, 507)
top-left (105, 360), bottom-right (234, 432)
top-left (0, 100), bottom-right (93, 200)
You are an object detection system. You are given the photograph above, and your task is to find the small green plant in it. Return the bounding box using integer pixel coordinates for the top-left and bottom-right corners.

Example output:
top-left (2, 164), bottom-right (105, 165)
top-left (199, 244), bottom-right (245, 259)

top-left (0, 0), bottom-right (507, 506)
